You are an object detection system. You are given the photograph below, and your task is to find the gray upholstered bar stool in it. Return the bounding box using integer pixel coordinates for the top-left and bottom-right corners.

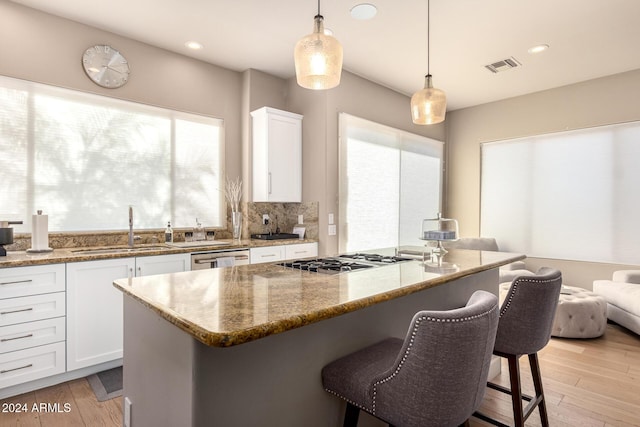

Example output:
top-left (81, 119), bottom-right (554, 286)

top-left (474, 267), bottom-right (562, 427)
top-left (322, 290), bottom-right (499, 427)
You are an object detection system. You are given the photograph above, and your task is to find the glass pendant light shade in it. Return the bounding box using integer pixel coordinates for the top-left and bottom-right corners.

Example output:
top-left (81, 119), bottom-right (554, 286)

top-left (294, 15), bottom-right (343, 90)
top-left (411, 74), bottom-right (447, 125)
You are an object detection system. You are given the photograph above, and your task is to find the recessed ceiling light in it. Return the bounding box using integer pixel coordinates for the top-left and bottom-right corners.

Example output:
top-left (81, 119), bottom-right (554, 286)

top-left (185, 41), bottom-right (203, 50)
top-left (528, 44), bottom-right (549, 54)
top-left (350, 3), bottom-right (377, 20)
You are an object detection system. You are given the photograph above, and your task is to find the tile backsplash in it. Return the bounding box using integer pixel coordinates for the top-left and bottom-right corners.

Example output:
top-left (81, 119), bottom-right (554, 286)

top-left (245, 201), bottom-right (318, 239)
top-left (5, 201), bottom-right (319, 251)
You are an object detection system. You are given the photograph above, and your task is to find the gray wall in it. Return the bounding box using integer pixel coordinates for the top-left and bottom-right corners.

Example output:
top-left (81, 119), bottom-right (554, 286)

top-left (446, 68), bottom-right (640, 287)
top-left (3, 2), bottom-right (441, 258)
top-left (287, 71), bottom-right (445, 256)
top-left (0, 1), bottom-right (243, 180)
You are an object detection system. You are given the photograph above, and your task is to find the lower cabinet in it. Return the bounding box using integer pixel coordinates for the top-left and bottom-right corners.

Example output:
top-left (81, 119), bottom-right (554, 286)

top-left (0, 264), bottom-right (66, 389)
top-left (250, 242), bottom-right (318, 264)
top-left (66, 257), bottom-right (135, 371)
top-left (250, 246), bottom-right (285, 264)
top-left (66, 253), bottom-right (190, 371)
top-left (135, 253), bottom-right (190, 277)
top-left (0, 342), bottom-right (65, 389)
top-left (284, 243), bottom-right (318, 260)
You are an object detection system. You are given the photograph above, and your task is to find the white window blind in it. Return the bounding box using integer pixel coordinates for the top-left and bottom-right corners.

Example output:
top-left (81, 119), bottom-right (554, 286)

top-left (0, 75), bottom-right (224, 232)
top-left (481, 121), bottom-right (640, 265)
top-left (339, 113), bottom-right (443, 253)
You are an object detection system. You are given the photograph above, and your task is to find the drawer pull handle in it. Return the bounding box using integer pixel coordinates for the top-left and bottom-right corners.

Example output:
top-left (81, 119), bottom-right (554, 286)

top-left (1, 364), bottom-right (33, 374)
top-left (0, 279), bottom-right (33, 286)
top-left (0, 307), bottom-right (34, 315)
top-left (1, 333), bottom-right (33, 342)
top-left (261, 254), bottom-right (276, 258)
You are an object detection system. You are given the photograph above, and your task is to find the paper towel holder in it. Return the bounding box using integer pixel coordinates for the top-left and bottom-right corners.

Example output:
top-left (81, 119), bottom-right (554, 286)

top-left (26, 210), bottom-right (53, 254)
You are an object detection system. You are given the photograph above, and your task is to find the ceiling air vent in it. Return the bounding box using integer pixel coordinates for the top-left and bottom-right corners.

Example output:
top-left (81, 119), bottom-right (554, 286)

top-left (485, 57), bottom-right (521, 73)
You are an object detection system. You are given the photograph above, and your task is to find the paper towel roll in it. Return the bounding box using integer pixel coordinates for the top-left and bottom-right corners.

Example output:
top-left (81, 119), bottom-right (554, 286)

top-left (30, 212), bottom-right (50, 251)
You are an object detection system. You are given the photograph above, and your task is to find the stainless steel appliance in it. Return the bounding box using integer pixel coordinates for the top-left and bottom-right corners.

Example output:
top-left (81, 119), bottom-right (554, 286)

top-left (279, 253), bottom-right (415, 274)
top-left (191, 248), bottom-right (250, 270)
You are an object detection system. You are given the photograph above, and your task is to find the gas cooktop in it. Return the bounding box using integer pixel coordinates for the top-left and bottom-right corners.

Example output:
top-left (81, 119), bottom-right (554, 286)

top-left (278, 252), bottom-right (416, 274)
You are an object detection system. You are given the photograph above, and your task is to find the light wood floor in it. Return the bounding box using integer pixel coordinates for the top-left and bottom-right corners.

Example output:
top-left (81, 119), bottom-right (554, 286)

top-left (471, 322), bottom-right (640, 427)
top-left (0, 323), bottom-right (638, 427)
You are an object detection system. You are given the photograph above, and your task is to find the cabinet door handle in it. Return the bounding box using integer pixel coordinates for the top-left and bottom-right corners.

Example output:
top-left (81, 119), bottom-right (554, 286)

top-left (1, 364), bottom-right (33, 374)
top-left (268, 172), bottom-right (272, 194)
top-left (1, 333), bottom-right (33, 342)
top-left (0, 307), bottom-right (34, 315)
top-left (0, 279), bottom-right (33, 286)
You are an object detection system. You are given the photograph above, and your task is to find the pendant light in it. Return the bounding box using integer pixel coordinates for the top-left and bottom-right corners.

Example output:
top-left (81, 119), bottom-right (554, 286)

top-left (411, 0), bottom-right (446, 125)
top-left (294, 0), bottom-right (343, 90)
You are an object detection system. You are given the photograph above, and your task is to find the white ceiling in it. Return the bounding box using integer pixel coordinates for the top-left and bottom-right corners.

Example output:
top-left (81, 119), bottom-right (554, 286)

top-left (11, 0), bottom-right (640, 110)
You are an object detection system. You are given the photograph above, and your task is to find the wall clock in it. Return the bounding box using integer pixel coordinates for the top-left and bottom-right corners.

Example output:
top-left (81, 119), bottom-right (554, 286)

top-left (82, 45), bottom-right (130, 88)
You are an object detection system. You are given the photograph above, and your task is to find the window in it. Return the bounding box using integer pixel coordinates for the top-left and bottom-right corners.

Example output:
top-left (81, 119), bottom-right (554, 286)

top-left (0, 75), bottom-right (224, 232)
top-left (481, 121), bottom-right (640, 264)
top-left (338, 113), bottom-right (443, 252)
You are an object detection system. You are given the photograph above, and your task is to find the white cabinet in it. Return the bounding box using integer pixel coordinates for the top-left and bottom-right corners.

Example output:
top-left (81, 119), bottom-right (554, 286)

top-left (251, 107), bottom-right (303, 202)
top-left (66, 253), bottom-right (190, 371)
top-left (250, 246), bottom-right (285, 264)
top-left (285, 243), bottom-right (318, 260)
top-left (135, 253), bottom-right (190, 277)
top-left (0, 264), bottom-right (66, 388)
top-left (250, 242), bottom-right (318, 264)
top-left (66, 257), bottom-right (134, 371)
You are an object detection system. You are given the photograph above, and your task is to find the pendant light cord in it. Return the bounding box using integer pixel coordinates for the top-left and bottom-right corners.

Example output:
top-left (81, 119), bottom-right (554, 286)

top-left (427, 0), bottom-right (431, 76)
top-left (318, 0), bottom-right (320, 16)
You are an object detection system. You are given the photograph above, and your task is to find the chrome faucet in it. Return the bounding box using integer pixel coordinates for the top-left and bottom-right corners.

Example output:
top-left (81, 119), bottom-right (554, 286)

top-left (128, 206), bottom-right (134, 248)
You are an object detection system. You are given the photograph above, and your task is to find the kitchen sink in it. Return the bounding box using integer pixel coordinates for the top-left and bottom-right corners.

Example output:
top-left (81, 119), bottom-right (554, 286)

top-left (70, 245), bottom-right (171, 255)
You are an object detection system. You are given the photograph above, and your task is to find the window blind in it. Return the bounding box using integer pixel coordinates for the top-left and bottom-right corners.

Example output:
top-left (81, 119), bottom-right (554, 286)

top-left (338, 113), bottom-right (443, 252)
top-left (481, 121), bottom-right (640, 264)
top-left (0, 75), bottom-right (224, 232)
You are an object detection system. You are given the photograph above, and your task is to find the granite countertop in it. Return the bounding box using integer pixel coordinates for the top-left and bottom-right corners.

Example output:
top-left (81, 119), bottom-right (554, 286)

top-left (0, 238), bottom-right (317, 268)
top-left (113, 248), bottom-right (524, 347)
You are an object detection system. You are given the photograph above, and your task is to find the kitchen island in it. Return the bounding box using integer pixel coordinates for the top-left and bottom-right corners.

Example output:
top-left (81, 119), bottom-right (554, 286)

top-left (113, 248), bottom-right (523, 427)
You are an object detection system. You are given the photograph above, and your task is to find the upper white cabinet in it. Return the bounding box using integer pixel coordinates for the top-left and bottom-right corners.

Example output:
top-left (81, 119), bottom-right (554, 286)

top-left (251, 107), bottom-right (303, 202)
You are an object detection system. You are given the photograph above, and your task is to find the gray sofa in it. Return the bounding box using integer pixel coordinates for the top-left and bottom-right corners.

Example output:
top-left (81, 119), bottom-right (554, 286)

top-left (441, 237), bottom-right (534, 283)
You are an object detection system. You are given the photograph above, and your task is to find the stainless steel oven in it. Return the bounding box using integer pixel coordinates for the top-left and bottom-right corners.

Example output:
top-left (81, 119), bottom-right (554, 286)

top-left (190, 248), bottom-right (250, 270)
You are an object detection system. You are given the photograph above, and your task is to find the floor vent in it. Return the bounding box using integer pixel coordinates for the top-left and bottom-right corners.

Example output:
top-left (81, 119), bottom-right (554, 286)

top-left (485, 57), bottom-right (521, 73)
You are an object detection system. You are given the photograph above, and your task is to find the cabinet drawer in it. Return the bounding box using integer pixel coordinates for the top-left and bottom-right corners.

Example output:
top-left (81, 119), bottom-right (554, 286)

top-left (250, 246), bottom-right (285, 264)
top-left (0, 317), bottom-right (66, 354)
top-left (0, 292), bottom-right (65, 327)
top-left (0, 342), bottom-right (65, 389)
top-left (0, 264), bottom-right (65, 299)
top-left (284, 243), bottom-right (318, 260)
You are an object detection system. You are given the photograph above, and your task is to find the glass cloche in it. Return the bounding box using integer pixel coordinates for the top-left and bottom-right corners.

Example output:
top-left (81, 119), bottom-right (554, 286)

top-left (420, 213), bottom-right (459, 254)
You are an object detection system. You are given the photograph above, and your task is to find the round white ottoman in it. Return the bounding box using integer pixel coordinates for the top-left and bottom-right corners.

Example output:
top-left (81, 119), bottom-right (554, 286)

top-left (499, 283), bottom-right (607, 339)
top-left (552, 286), bottom-right (607, 338)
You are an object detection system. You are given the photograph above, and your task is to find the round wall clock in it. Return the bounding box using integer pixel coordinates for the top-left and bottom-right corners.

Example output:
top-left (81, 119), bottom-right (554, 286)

top-left (82, 45), bottom-right (130, 88)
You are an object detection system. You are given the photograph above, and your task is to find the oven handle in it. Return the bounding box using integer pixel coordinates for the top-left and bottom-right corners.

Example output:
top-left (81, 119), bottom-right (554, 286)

top-left (194, 255), bottom-right (249, 264)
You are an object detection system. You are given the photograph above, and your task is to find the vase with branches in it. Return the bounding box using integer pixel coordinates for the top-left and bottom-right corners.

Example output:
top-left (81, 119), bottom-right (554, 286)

top-left (225, 176), bottom-right (243, 240)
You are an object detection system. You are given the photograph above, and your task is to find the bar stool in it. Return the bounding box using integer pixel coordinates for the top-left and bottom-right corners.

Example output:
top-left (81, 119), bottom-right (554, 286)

top-left (321, 290), bottom-right (499, 427)
top-left (475, 267), bottom-right (562, 427)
